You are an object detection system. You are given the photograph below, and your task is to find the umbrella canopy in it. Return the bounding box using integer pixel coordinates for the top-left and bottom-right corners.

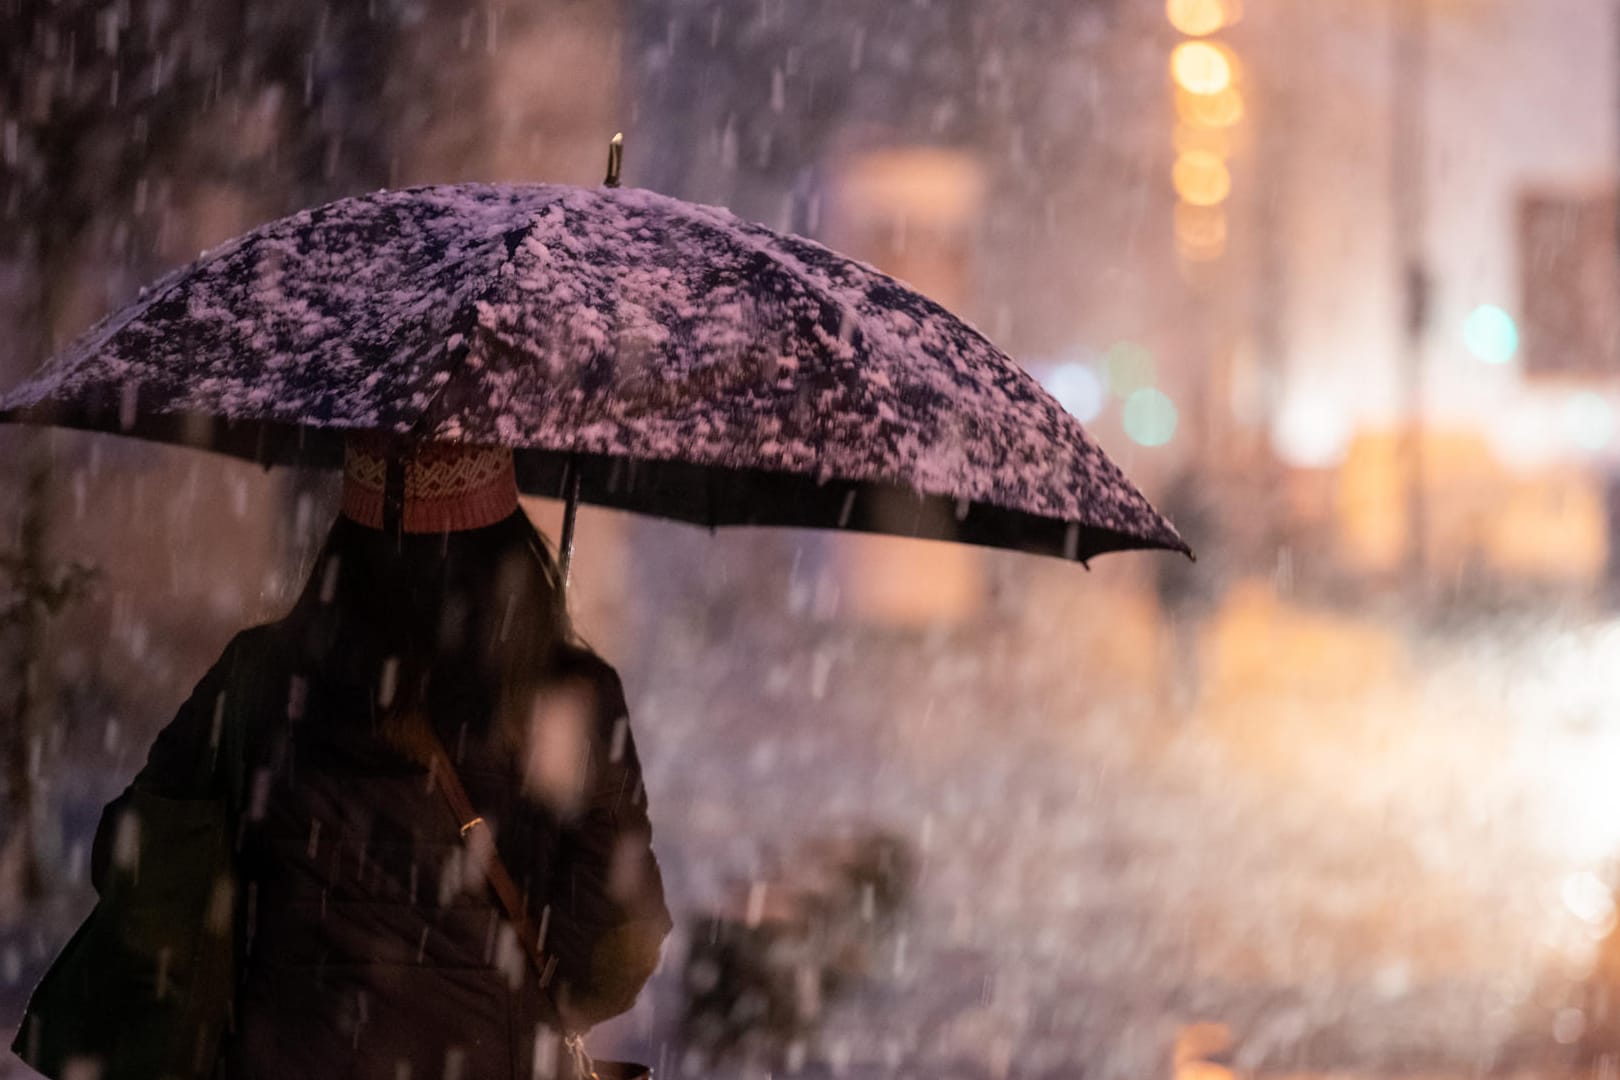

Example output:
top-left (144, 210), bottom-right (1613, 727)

top-left (0, 182), bottom-right (1187, 563)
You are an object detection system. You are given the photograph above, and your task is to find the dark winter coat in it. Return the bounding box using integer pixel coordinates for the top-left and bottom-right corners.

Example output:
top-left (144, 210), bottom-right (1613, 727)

top-left (89, 621), bottom-right (672, 1080)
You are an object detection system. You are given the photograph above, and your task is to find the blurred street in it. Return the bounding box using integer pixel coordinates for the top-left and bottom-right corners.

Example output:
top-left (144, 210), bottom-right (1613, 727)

top-left (575, 523), bottom-right (1620, 1079)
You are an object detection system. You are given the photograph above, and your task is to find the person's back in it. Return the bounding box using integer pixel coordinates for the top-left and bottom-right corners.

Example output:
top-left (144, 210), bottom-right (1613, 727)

top-left (62, 442), bottom-right (671, 1080)
top-left (227, 628), bottom-right (656, 1079)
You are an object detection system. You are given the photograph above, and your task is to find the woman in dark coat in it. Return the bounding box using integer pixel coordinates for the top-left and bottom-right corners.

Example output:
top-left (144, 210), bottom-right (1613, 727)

top-left (87, 442), bottom-right (671, 1080)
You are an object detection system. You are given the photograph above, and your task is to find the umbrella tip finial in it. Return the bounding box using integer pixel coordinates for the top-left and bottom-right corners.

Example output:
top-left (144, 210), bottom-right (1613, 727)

top-left (605, 132), bottom-right (624, 188)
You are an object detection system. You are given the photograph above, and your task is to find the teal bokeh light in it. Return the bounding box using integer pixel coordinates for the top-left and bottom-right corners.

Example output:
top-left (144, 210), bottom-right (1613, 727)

top-left (1123, 388), bottom-right (1179, 447)
top-left (1464, 304), bottom-right (1519, 365)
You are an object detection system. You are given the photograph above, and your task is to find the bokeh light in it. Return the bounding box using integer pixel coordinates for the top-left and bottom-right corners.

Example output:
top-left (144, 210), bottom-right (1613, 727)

top-left (1043, 361), bottom-right (1106, 422)
top-left (1489, 401), bottom-right (1561, 470)
top-left (1123, 388), bottom-right (1180, 447)
top-left (1170, 41), bottom-right (1235, 95)
top-left (1562, 870), bottom-right (1617, 928)
top-left (1564, 391), bottom-right (1616, 452)
top-left (1173, 123), bottom-right (1234, 159)
top-left (1172, 150), bottom-right (1232, 206)
top-left (1177, 236), bottom-right (1227, 263)
top-left (1175, 204), bottom-right (1228, 261)
top-left (1177, 85), bottom-right (1246, 128)
top-left (1464, 304), bottom-right (1520, 364)
top-left (1273, 392), bottom-right (1351, 467)
top-left (1166, 0), bottom-right (1230, 37)
top-left (1174, 202), bottom-right (1227, 248)
top-left (1105, 342), bottom-right (1156, 397)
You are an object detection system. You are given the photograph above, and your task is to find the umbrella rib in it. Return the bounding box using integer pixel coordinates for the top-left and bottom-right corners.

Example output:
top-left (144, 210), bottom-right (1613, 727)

top-left (5, 231), bottom-right (264, 411)
top-left (403, 224), bottom-right (534, 445)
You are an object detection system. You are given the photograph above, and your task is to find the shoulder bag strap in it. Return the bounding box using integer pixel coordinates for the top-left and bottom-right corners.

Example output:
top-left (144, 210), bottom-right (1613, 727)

top-left (414, 718), bottom-right (597, 1079)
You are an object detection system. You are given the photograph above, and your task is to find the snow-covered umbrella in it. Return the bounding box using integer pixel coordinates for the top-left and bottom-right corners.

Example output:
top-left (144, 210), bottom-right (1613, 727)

top-left (0, 173), bottom-right (1188, 568)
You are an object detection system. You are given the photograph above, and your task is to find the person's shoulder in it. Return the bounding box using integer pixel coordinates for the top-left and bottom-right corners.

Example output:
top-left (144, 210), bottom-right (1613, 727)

top-left (221, 620), bottom-right (292, 659)
top-left (549, 644), bottom-right (627, 716)
top-left (212, 621), bottom-right (303, 684)
top-left (547, 647), bottom-right (615, 689)
top-left (550, 642), bottom-right (621, 685)
top-left (225, 620), bottom-right (281, 650)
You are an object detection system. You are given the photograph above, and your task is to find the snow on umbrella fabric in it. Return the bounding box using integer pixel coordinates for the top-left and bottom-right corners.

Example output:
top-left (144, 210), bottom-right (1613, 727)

top-left (0, 182), bottom-right (1187, 562)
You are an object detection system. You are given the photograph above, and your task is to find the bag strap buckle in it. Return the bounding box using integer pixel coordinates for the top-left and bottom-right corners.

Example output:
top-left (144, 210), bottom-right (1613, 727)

top-left (566, 1032), bottom-right (598, 1080)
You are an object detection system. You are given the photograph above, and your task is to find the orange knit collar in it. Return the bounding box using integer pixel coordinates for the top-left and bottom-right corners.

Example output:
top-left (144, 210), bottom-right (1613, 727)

top-left (340, 439), bottom-right (518, 533)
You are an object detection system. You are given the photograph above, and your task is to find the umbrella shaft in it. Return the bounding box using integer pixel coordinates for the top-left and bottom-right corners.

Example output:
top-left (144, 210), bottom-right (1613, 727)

top-left (384, 456), bottom-right (407, 539)
top-left (559, 461), bottom-right (581, 591)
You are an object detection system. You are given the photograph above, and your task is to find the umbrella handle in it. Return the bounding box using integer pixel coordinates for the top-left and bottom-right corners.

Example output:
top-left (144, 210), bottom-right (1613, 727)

top-left (558, 457), bottom-right (582, 591)
top-left (604, 132), bottom-right (623, 189)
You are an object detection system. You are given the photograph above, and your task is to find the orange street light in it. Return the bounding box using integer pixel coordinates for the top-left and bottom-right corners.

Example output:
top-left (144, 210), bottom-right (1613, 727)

top-left (1166, 0), bottom-right (1231, 37)
top-left (1172, 150), bottom-right (1232, 206)
top-left (1173, 122), bottom-right (1235, 159)
top-left (1170, 41), bottom-right (1235, 96)
top-left (1176, 85), bottom-right (1245, 129)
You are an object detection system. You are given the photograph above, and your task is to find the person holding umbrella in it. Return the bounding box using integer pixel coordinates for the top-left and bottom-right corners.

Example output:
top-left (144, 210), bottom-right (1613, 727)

top-left (16, 437), bottom-right (672, 1080)
top-left (4, 157), bottom-right (1188, 1079)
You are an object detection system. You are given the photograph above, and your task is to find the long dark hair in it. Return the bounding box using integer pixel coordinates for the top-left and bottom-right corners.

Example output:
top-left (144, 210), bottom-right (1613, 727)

top-left (282, 509), bottom-right (573, 756)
